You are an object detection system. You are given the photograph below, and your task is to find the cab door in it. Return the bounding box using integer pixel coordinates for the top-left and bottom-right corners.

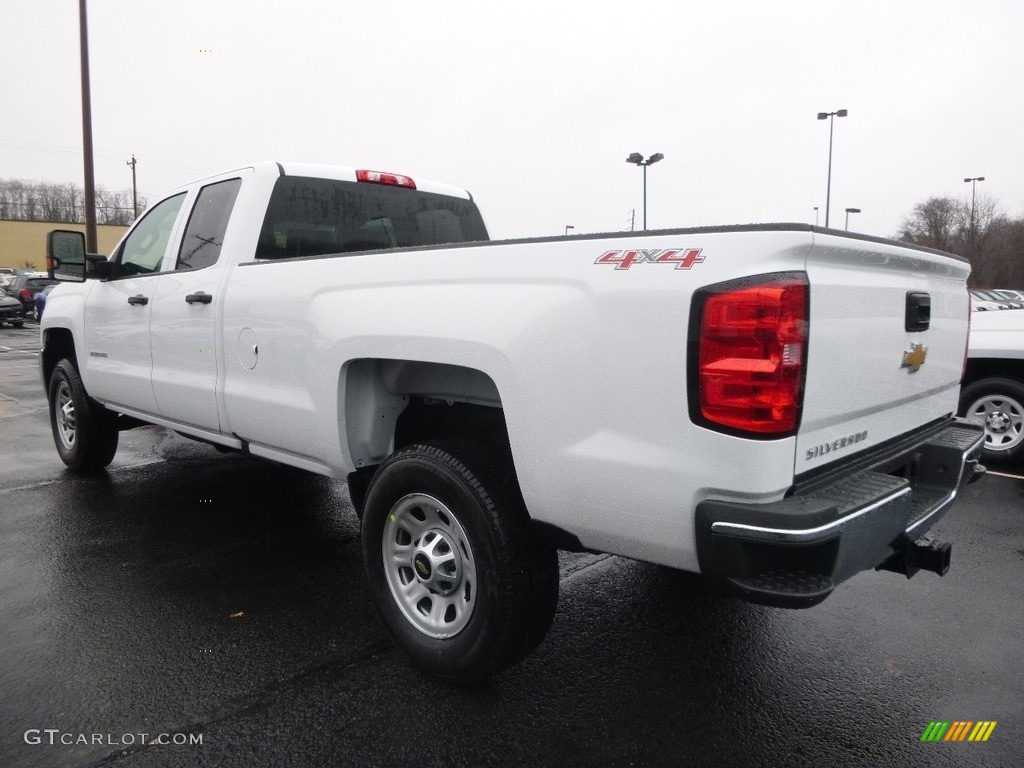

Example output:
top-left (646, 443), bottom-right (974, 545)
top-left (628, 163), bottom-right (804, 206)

top-left (82, 192), bottom-right (188, 415)
top-left (149, 176), bottom-right (244, 433)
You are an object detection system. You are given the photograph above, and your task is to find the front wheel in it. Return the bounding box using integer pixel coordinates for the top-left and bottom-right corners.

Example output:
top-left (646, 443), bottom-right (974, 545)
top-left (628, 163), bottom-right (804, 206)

top-left (360, 441), bottom-right (558, 683)
top-left (959, 376), bottom-right (1024, 465)
top-left (48, 359), bottom-right (119, 471)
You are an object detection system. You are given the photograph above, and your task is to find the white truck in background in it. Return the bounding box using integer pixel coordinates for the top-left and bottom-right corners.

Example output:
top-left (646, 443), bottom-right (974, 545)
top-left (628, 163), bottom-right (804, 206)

top-left (41, 161), bottom-right (985, 682)
top-left (960, 305), bottom-right (1024, 464)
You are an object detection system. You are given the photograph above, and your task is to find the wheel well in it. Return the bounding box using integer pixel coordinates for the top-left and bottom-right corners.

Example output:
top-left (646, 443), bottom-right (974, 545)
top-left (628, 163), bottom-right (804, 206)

top-left (963, 358), bottom-right (1024, 389)
top-left (395, 397), bottom-right (511, 454)
top-left (41, 328), bottom-right (78, 386)
top-left (343, 359), bottom-right (512, 517)
top-left (343, 358), bottom-right (509, 470)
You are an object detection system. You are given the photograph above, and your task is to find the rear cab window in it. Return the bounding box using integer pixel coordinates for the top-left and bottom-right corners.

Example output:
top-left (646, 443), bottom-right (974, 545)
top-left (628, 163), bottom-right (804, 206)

top-left (255, 176), bottom-right (488, 260)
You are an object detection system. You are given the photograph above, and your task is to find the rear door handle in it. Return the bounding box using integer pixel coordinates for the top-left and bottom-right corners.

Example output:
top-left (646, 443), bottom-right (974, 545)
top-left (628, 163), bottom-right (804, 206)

top-left (127, 294), bottom-right (148, 306)
top-left (185, 292), bottom-right (213, 305)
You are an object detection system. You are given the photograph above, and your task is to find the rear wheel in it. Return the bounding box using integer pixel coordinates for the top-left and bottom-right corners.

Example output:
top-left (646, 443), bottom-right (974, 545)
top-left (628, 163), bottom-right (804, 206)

top-left (959, 377), bottom-right (1024, 464)
top-left (48, 359), bottom-right (119, 471)
top-left (360, 440), bottom-right (558, 683)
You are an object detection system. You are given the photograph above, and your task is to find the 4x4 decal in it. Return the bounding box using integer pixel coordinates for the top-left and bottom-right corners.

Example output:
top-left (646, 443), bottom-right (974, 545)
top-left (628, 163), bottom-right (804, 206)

top-left (595, 248), bottom-right (704, 271)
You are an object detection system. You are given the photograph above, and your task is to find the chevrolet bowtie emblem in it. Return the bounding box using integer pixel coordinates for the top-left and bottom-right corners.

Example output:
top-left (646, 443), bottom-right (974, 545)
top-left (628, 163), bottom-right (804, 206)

top-left (902, 343), bottom-right (928, 373)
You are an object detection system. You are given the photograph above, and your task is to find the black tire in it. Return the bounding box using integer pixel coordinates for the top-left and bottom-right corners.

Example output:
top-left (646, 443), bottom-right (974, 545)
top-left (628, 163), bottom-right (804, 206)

top-left (959, 376), bottom-right (1024, 465)
top-left (48, 359), bottom-right (119, 471)
top-left (12, 320), bottom-right (24, 328)
top-left (360, 440), bottom-right (559, 684)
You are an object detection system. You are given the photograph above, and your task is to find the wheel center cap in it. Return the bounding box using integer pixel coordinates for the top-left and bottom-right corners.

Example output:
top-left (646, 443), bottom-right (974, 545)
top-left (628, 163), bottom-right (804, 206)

top-left (413, 553), bottom-right (432, 579)
top-left (411, 528), bottom-right (463, 596)
top-left (987, 410), bottom-right (1010, 433)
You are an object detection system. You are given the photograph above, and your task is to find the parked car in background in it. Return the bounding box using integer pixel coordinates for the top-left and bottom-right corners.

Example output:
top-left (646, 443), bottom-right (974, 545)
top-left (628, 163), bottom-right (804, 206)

top-left (970, 288), bottom-right (1024, 309)
top-left (3, 274), bottom-right (57, 314)
top-left (995, 288), bottom-right (1024, 303)
top-left (972, 295), bottom-right (1008, 312)
top-left (0, 293), bottom-right (26, 327)
top-left (960, 303), bottom-right (1024, 464)
top-left (33, 284), bottom-right (56, 321)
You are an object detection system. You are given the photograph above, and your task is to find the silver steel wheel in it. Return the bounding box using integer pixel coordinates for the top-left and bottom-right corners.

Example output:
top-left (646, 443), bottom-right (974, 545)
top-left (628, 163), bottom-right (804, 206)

top-left (382, 493), bottom-right (477, 639)
top-left (54, 379), bottom-right (77, 450)
top-left (966, 393), bottom-right (1024, 454)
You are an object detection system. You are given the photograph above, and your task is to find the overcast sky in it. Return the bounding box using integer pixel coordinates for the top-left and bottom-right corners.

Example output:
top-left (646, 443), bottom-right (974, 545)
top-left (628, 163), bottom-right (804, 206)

top-left (2, 0), bottom-right (1022, 241)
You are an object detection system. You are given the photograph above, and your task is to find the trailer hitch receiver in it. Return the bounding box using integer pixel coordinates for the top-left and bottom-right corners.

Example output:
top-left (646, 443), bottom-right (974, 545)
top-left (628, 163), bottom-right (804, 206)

top-left (877, 532), bottom-right (951, 578)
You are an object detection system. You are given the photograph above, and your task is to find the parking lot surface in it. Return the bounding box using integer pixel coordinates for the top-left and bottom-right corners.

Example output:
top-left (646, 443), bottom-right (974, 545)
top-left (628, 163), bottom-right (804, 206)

top-left (1, 321), bottom-right (1022, 767)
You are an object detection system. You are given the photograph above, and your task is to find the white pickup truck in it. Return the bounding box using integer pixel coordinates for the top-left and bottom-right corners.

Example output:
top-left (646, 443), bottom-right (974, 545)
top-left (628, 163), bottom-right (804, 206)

top-left (42, 162), bottom-right (985, 682)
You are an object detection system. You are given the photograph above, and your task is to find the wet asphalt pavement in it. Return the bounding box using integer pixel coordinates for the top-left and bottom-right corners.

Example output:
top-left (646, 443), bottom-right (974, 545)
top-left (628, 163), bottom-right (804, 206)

top-left (1, 321), bottom-right (1022, 768)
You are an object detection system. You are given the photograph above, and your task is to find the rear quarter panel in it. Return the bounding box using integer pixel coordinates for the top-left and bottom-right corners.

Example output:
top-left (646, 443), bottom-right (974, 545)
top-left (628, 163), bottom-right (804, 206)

top-left (221, 229), bottom-right (814, 570)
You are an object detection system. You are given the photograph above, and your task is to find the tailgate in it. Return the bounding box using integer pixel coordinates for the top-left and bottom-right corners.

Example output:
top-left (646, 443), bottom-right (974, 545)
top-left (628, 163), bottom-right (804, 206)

top-left (797, 234), bottom-right (970, 474)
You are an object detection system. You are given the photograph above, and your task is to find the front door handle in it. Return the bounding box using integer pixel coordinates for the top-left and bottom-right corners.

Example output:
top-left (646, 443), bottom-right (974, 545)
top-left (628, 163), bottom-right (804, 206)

top-left (185, 292), bottom-right (213, 305)
top-left (127, 294), bottom-right (149, 306)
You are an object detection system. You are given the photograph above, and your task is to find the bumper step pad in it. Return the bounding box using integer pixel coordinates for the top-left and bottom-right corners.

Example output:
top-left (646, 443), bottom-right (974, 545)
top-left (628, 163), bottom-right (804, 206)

top-left (727, 570), bottom-right (834, 606)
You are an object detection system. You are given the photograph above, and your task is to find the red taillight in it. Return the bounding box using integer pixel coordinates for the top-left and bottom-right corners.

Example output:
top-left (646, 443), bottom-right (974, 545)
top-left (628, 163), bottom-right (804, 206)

top-left (356, 169), bottom-right (417, 189)
top-left (19, 288), bottom-right (32, 301)
top-left (697, 276), bottom-right (808, 435)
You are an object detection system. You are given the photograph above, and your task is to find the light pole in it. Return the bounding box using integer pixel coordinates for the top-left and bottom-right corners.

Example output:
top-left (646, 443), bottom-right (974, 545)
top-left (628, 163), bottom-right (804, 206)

top-left (964, 176), bottom-right (985, 256)
top-left (626, 152), bottom-right (664, 230)
top-left (564, 225), bottom-right (574, 236)
top-left (817, 109), bottom-right (848, 228)
top-left (844, 207), bottom-right (861, 231)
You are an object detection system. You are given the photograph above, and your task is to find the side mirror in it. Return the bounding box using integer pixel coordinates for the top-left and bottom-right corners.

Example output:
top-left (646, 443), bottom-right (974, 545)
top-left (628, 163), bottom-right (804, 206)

top-left (47, 230), bottom-right (86, 282)
top-left (87, 253), bottom-right (113, 279)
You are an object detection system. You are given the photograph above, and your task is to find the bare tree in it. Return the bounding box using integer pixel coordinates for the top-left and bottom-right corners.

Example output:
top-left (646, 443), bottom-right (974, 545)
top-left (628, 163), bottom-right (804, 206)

top-left (898, 193), bottom-right (1023, 288)
top-left (978, 216), bottom-right (1024, 288)
top-left (0, 178), bottom-right (144, 224)
top-left (898, 196), bottom-right (964, 252)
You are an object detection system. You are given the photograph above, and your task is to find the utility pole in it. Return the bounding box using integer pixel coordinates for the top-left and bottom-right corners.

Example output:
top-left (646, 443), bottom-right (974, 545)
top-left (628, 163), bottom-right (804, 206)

top-left (127, 154), bottom-right (138, 219)
top-left (78, 0), bottom-right (97, 252)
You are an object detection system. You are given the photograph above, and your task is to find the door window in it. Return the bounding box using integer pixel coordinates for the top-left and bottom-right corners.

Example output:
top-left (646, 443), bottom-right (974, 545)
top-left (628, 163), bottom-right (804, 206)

top-left (116, 193), bottom-right (187, 276)
top-left (175, 178), bottom-right (242, 271)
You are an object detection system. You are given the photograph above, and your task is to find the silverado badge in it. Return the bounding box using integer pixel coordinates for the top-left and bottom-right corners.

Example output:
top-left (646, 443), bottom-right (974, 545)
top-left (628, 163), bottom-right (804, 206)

top-left (901, 343), bottom-right (928, 373)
